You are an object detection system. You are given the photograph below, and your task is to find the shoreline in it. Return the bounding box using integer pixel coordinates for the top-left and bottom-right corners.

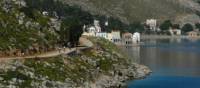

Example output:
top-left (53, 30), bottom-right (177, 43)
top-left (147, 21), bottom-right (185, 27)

top-left (85, 37), bottom-right (152, 88)
top-left (141, 35), bottom-right (200, 40)
top-left (0, 37), bottom-right (152, 88)
top-left (88, 63), bottom-right (151, 88)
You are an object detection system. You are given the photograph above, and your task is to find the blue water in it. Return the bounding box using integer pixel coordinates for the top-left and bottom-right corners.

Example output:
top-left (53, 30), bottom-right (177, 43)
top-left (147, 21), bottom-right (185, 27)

top-left (127, 39), bottom-right (200, 88)
top-left (128, 75), bottom-right (200, 88)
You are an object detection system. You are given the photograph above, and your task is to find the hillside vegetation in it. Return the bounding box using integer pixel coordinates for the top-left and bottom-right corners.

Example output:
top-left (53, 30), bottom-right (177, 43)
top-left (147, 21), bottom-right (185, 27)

top-left (61, 0), bottom-right (196, 23)
top-left (0, 0), bottom-right (91, 57)
top-left (0, 0), bottom-right (59, 56)
top-left (0, 37), bottom-right (151, 88)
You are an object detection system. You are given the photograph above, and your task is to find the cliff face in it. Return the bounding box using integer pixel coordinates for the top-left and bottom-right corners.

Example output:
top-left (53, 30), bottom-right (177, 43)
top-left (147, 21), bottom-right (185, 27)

top-left (61, 0), bottom-right (200, 23)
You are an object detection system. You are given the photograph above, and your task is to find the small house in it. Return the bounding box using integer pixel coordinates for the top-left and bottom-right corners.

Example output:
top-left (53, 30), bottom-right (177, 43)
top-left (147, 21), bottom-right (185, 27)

top-left (122, 32), bottom-right (133, 45)
top-left (169, 28), bottom-right (181, 36)
top-left (187, 31), bottom-right (199, 38)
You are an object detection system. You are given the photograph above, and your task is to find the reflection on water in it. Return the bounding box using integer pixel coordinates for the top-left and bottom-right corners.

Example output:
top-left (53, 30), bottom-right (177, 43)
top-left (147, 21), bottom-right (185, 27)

top-left (126, 38), bottom-right (200, 88)
top-left (120, 46), bottom-right (140, 63)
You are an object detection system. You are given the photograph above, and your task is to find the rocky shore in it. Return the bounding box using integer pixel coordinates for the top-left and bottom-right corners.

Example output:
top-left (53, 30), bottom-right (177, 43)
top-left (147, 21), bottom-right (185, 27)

top-left (90, 64), bottom-right (151, 88)
top-left (0, 37), bottom-right (151, 88)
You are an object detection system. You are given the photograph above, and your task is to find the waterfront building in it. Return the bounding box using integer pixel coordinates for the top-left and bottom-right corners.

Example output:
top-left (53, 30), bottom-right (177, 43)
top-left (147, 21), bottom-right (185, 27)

top-left (107, 33), bottom-right (113, 41)
top-left (96, 32), bottom-right (108, 39)
top-left (169, 28), bottom-right (182, 36)
top-left (187, 31), bottom-right (199, 37)
top-left (96, 32), bottom-right (114, 42)
top-left (133, 32), bottom-right (140, 43)
top-left (122, 32), bottom-right (133, 45)
top-left (111, 31), bottom-right (121, 45)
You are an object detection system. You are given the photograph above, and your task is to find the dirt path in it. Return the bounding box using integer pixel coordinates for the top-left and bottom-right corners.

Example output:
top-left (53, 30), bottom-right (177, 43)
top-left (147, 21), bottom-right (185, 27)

top-left (0, 37), bottom-right (93, 61)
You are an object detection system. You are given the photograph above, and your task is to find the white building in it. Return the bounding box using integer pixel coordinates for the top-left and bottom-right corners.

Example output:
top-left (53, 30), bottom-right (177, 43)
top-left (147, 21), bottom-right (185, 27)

top-left (82, 32), bottom-right (96, 36)
top-left (187, 31), bottom-right (199, 38)
top-left (169, 28), bottom-right (181, 36)
top-left (132, 32), bottom-right (140, 43)
top-left (146, 19), bottom-right (157, 31)
top-left (96, 32), bottom-right (108, 39)
top-left (82, 20), bottom-right (102, 36)
top-left (111, 31), bottom-right (121, 45)
top-left (94, 20), bottom-right (101, 33)
top-left (121, 32), bottom-right (141, 45)
top-left (82, 20), bottom-right (124, 45)
top-left (107, 33), bottom-right (113, 41)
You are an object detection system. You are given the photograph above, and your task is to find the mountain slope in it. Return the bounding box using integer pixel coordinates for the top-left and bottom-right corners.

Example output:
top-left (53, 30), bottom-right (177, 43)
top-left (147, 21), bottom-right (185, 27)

top-left (0, 0), bottom-right (86, 57)
top-left (0, 0), bottom-right (59, 52)
top-left (61, 0), bottom-right (200, 23)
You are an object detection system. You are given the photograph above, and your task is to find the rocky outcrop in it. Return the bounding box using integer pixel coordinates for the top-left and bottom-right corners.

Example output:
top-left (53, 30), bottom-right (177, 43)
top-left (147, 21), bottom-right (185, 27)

top-left (89, 64), bottom-right (151, 88)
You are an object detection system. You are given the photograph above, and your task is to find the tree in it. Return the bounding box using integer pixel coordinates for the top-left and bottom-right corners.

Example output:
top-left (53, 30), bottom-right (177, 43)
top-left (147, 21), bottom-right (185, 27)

top-left (195, 23), bottom-right (200, 30)
top-left (20, 7), bottom-right (37, 19)
top-left (172, 24), bottom-right (180, 29)
top-left (181, 23), bottom-right (194, 34)
top-left (105, 17), bottom-right (129, 33)
top-left (159, 20), bottom-right (172, 31)
top-left (128, 22), bottom-right (144, 33)
top-left (61, 18), bottom-right (83, 47)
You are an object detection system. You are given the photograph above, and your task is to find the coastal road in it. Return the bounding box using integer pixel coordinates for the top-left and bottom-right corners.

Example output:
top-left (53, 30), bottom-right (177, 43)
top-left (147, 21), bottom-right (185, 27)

top-left (0, 37), bottom-right (93, 62)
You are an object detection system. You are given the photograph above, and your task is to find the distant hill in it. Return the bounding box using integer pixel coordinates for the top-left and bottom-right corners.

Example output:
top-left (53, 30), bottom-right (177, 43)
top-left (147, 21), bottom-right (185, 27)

top-left (61, 0), bottom-right (200, 24)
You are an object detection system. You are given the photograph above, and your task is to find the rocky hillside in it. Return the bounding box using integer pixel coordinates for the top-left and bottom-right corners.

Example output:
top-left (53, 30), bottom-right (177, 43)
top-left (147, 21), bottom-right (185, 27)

top-left (0, 1), bottom-right (151, 87)
top-left (0, 0), bottom-right (61, 57)
top-left (0, 0), bottom-right (89, 57)
top-left (61, 0), bottom-right (200, 24)
top-left (0, 37), bottom-right (151, 88)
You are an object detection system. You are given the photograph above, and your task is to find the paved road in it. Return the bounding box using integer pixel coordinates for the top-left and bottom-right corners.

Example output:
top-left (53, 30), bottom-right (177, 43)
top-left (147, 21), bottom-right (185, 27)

top-left (0, 37), bottom-right (93, 61)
